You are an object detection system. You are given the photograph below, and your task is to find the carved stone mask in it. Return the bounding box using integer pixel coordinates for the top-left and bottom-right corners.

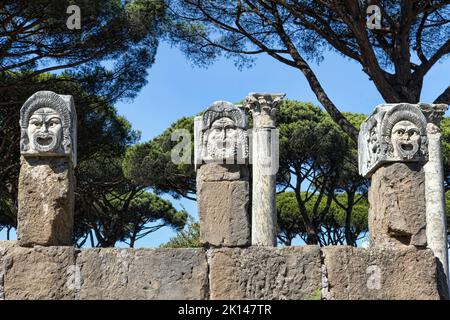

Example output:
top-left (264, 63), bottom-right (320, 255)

top-left (205, 117), bottom-right (238, 160)
top-left (27, 107), bottom-right (63, 153)
top-left (20, 91), bottom-right (77, 166)
top-left (358, 103), bottom-right (428, 178)
top-left (194, 101), bottom-right (248, 168)
top-left (391, 120), bottom-right (421, 160)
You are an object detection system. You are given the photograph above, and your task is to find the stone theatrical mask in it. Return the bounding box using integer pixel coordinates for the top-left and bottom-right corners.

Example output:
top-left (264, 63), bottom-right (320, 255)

top-left (390, 120), bottom-right (421, 160)
top-left (194, 101), bottom-right (248, 166)
top-left (27, 107), bottom-right (63, 154)
top-left (20, 91), bottom-right (77, 166)
top-left (205, 117), bottom-right (240, 160)
top-left (358, 103), bottom-right (427, 177)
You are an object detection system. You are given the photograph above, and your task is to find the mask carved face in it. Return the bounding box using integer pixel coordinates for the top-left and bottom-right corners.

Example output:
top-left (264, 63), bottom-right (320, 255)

top-left (205, 118), bottom-right (239, 160)
top-left (391, 120), bottom-right (421, 160)
top-left (27, 107), bottom-right (63, 153)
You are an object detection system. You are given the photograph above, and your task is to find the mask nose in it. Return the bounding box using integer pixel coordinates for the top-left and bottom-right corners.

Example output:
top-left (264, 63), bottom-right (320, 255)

top-left (37, 124), bottom-right (48, 133)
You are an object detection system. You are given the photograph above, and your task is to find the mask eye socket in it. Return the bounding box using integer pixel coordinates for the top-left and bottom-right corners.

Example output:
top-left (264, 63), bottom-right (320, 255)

top-left (408, 130), bottom-right (418, 137)
top-left (29, 119), bottom-right (42, 127)
top-left (48, 119), bottom-right (61, 127)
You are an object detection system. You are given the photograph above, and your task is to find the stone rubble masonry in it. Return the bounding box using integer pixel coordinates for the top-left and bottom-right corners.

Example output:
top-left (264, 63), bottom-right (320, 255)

top-left (0, 240), bottom-right (445, 300)
top-left (197, 163), bottom-right (250, 247)
top-left (17, 157), bottom-right (74, 247)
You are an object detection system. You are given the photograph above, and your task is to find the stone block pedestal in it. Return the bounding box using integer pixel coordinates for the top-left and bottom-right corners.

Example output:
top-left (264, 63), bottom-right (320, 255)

top-left (368, 162), bottom-right (427, 248)
top-left (17, 157), bottom-right (74, 247)
top-left (197, 163), bottom-right (250, 247)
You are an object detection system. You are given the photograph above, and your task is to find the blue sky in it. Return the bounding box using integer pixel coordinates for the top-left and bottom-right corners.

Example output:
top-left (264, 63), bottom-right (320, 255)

top-left (1, 41), bottom-right (448, 247)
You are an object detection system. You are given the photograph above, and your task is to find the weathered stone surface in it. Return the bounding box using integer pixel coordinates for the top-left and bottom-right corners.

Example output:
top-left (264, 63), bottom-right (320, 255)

top-left (208, 246), bottom-right (322, 299)
top-left (246, 93), bottom-right (284, 246)
top-left (194, 101), bottom-right (248, 167)
top-left (358, 103), bottom-right (428, 178)
top-left (198, 180), bottom-right (250, 247)
top-left (421, 104), bottom-right (449, 288)
top-left (0, 241), bottom-right (446, 300)
top-left (0, 241), bottom-right (17, 300)
top-left (369, 162), bottom-right (427, 248)
top-left (17, 157), bottom-right (74, 247)
top-left (197, 163), bottom-right (249, 182)
top-left (0, 241), bottom-right (17, 255)
top-left (1, 245), bottom-right (75, 300)
top-left (322, 246), bottom-right (445, 300)
top-left (77, 248), bottom-right (209, 300)
top-left (197, 163), bottom-right (250, 247)
top-left (245, 93), bottom-right (285, 129)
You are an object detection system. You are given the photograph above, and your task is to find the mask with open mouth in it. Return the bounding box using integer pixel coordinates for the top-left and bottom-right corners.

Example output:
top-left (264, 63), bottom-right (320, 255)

top-left (358, 103), bottom-right (429, 177)
top-left (391, 120), bottom-right (421, 160)
top-left (27, 108), bottom-right (63, 154)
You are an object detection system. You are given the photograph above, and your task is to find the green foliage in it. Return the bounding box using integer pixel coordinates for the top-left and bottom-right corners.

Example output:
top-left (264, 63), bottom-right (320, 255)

top-left (278, 192), bottom-right (369, 230)
top-left (441, 118), bottom-right (450, 191)
top-left (75, 150), bottom-right (188, 248)
top-left (331, 194), bottom-right (369, 232)
top-left (164, 1), bottom-right (450, 144)
top-left (161, 221), bottom-right (201, 248)
top-left (276, 192), bottom-right (306, 245)
top-left (276, 192), bottom-right (368, 245)
top-left (278, 100), bottom-right (348, 173)
top-left (124, 116), bottom-right (197, 200)
top-left (276, 100), bottom-right (367, 246)
top-left (1, 0), bottom-right (166, 103)
top-left (307, 288), bottom-right (322, 301)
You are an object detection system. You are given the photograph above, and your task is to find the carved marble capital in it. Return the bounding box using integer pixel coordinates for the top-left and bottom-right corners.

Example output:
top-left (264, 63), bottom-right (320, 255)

top-left (20, 91), bottom-right (77, 166)
top-left (194, 101), bottom-right (248, 167)
top-left (245, 93), bottom-right (285, 128)
top-left (419, 103), bottom-right (448, 131)
top-left (358, 103), bottom-right (428, 178)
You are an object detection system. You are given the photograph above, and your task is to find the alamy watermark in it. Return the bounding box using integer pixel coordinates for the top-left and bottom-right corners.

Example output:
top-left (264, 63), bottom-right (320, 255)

top-left (66, 264), bottom-right (81, 296)
top-left (171, 128), bottom-right (280, 176)
top-left (66, 5), bottom-right (81, 30)
top-left (366, 265), bottom-right (382, 290)
top-left (366, 5), bottom-right (382, 30)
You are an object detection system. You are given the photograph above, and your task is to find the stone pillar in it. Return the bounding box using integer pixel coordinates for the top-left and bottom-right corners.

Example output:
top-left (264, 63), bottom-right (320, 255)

top-left (17, 91), bottom-right (77, 247)
top-left (368, 162), bottom-right (427, 248)
top-left (358, 103), bottom-right (429, 248)
top-left (195, 101), bottom-right (250, 247)
top-left (420, 104), bottom-right (449, 289)
top-left (245, 93), bottom-right (284, 246)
